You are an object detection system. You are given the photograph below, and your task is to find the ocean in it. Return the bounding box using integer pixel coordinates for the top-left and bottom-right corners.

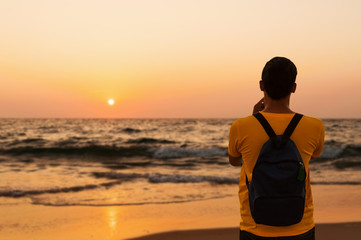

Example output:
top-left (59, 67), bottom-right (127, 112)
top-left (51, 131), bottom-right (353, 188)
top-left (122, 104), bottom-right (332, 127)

top-left (0, 118), bottom-right (360, 207)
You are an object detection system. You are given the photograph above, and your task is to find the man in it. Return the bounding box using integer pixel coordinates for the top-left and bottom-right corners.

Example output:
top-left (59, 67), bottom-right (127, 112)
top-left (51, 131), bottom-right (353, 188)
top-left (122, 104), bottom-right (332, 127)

top-left (228, 57), bottom-right (325, 240)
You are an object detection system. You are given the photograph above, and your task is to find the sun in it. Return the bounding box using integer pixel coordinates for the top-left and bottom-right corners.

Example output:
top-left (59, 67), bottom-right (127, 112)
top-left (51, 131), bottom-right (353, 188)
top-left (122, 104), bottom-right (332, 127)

top-left (108, 99), bottom-right (115, 106)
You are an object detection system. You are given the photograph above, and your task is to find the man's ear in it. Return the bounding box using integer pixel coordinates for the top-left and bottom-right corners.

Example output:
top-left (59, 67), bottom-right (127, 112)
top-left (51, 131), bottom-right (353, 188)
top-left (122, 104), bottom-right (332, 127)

top-left (260, 80), bottom-right (265, 91)
top-left (291, 83), bottom-right (297, 93)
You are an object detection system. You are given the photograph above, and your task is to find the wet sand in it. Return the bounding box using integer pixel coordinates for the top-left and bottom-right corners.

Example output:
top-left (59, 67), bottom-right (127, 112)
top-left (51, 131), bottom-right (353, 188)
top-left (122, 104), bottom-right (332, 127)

top-left (0, 185), bottom-right (360, 240)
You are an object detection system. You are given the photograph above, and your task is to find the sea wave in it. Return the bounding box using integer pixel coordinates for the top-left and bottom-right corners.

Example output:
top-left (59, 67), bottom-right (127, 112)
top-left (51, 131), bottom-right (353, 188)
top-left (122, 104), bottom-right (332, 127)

top-left (319, 144), bottom-right (361, 159)
top-left (0, 180), bottom-right (122, 198)
top-left (339, 145), bottom-right (361, 158)
top-left (0, 144), bottom-right (228, 159)
top-left (0, 172), bottom-right (237, 200)
top-left (125, 138), bottom-right (176, 144)
top-left (153, 146), bottom-right (228, 159)
top-left (0, 145), bottom-right (153, 158)
top-left (122, 127), bottom-right (141, 133)
top-left (30, 195), bottom-right (232, 207)
top-left (319, 146), bottom-right (344, 159)
top-left (333, 158), bottom-right (361, 169)
top-left (0, 136), bottom-right (360, 160)
top-left (92, 172), bottom-right (238, 184)
top-left (3, 170), bottom-right (361, 201)
top-left (6, 138), bottom-right (47, 146)
top-left (148, 173), bottom-right (237, 184)
top-left (92, 171), bottom-right (361, 185)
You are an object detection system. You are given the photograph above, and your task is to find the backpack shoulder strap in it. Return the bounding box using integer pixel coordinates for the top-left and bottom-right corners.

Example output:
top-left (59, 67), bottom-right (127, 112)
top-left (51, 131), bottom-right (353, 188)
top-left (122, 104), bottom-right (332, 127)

top-left (253, 112), bottom-right (276, 138)
top-left (282, 113), bottom-right (303, 141)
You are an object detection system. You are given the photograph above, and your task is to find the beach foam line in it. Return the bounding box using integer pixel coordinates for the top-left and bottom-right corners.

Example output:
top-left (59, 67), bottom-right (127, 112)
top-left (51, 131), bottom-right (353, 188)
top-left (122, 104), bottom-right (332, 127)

top-left (0, 180), bottom-right (122, 198)
top-left (92, 172), bottom-right (238, 184)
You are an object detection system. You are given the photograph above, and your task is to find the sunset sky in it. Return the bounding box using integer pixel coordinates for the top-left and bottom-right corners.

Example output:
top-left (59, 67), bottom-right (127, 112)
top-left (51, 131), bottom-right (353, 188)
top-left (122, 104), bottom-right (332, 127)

top-left (1, 0), bottom-right (360, 118)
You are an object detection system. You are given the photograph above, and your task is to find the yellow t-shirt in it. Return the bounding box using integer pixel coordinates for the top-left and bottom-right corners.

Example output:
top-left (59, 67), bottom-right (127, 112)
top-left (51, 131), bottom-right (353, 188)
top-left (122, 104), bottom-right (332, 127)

top-left (228, 112), bottom-right (325, 237)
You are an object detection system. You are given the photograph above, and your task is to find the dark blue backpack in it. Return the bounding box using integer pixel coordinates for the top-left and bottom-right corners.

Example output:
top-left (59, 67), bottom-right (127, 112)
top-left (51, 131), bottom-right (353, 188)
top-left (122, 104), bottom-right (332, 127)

top-left (247, 113), bottom-right (306, 226)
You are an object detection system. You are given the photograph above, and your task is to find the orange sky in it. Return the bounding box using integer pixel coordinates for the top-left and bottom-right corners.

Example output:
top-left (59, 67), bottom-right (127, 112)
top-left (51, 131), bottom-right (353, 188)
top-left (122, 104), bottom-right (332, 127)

top-left (1, 0), bottom-right (360, 118)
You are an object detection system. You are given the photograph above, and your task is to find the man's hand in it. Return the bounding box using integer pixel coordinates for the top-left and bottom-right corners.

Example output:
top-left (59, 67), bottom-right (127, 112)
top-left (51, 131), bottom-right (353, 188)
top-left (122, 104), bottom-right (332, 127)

top-left (229, 154), bottom-right (242, 166)
top-left (253, 98), bottom-right (265, 114)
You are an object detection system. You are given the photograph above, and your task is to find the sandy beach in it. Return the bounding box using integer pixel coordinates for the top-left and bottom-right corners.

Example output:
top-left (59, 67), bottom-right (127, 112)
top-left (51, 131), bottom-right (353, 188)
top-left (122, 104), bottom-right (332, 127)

top-left (0, 185), bottom-right (361, 240)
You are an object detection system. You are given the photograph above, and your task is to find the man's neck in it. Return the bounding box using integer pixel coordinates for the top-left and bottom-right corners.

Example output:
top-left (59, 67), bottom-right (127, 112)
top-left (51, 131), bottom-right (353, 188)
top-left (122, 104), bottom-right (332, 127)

top-left (262, 95), bottom-right (294, 114)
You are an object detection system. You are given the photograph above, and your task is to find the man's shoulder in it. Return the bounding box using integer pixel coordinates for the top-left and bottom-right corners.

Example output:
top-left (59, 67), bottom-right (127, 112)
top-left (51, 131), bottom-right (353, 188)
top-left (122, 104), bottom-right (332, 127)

top-left (297, 114), bottom-right (325, 137)
top-left (230, 115), bottom-right (259, 133)
top-left (300, 114), bottom-right (324, 127)
top-left (232, 115), bottom-right (257, 126)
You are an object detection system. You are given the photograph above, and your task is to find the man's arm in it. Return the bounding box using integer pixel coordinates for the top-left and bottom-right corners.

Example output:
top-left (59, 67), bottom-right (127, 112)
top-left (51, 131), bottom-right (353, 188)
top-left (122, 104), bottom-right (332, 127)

top-left (311, 122), bottom-right (325, 159)
top-left (229, 154), bottom-right (242, 166)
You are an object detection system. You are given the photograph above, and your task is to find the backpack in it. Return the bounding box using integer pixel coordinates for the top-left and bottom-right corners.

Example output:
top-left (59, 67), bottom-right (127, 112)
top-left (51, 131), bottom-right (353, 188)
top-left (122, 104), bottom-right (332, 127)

top-left (246, 112), bottom-right (306, 226)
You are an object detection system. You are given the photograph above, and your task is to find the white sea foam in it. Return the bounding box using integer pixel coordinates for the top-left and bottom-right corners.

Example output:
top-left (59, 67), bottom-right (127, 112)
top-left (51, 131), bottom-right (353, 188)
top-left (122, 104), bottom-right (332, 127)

top-left (320, 146), bottom-right (344, 159)
top-left (153, 146), bottom-right (227, 159)
top-left (92, 172), bottom-right (238, 184)
top-left (147, 173), bottom-right (238, 184)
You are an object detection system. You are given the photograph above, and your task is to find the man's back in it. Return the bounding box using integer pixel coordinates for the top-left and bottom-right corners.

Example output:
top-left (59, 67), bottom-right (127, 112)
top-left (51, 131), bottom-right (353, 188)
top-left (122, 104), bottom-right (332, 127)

top-left (228, 112), bottom-right (324, 237)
